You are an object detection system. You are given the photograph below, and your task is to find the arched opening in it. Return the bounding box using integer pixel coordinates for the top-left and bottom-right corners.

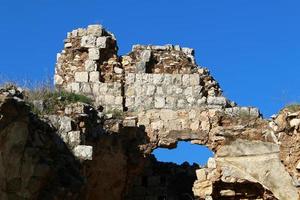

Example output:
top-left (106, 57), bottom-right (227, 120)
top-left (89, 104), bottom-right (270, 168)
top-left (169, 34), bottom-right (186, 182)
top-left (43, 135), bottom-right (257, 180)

top-left (125, 141), bottom-right (215, 200)
top-left (152, 141), bottom-right (214, 166)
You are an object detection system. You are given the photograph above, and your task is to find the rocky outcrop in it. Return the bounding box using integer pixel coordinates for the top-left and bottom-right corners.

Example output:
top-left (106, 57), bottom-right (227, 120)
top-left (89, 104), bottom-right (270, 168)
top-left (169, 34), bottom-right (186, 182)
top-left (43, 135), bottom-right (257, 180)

top-left (1, 24), bottom-right (300, 200)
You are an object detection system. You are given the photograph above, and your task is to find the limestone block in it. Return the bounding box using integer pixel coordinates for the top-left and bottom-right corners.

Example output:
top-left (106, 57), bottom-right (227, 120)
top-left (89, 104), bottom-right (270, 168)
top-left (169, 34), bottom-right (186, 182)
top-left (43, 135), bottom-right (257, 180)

top-left (189, 110), bottom-right (197, 119)
top-left (73, 145), bottom-right (93, 160)
top-left (71, 82), bottom-right (80, 93)
top-left (96, 36), bottom-right (107, 48)
top-left (80, 83), bottom-right (92, 94)
top-left (143, 97), bottom-right (154, 109)
top-left (177, 99), bottom-right (186, 108)
top-left (125, 97), bottom-right (135, 108)
top-left (190, 120), bottom-right (200, 131)
top-left (59, 116), bottom-right (73, 133)
top-left (182, 47), bottom-right (194, 55)
top-left (175, 87), bottom-right (183, 95)
top-left (81, 35), bottom-right (96, 48)
top-left (196, 169), bottom-right (207, 181)
top-left (141, 73), bottom-right (149, 83)
top-left (182, 74), bottom-right (190, 86)
top-left (104, 95), bottom-right (115, 105)
top-left (114, 82), bottom-right (122, 92)
top-left (125, 86), bottom-right (135, 96)
top-left (68, 131), bottom-right (81, 147)
top-left (187, 97), bottom-right (195, 105)
top-left (54, 74), bottom-right (64, 85)
top-left (64, 42), bottom-right (72, 48)
top-left (114, 67), bottom-right (123, 74)
top-left (166, 120), bottom-right (182, 130)
top-left (87, 24), bottom-right (103, 36)
top-left (163, 74), bottom-right (172, 85)
top-left (207, 96), bottom-right (227, 106)
top-left (92, 83), bottom-right (100, 94)
top-left (84, 59), bottom-right (97, 71)
top-left (75, 72), bottom-right (89, 82)
top-left (140, 50), bottom-right (151, 62)
top-left (153, 74), bottom-right (164, 85)
top-left (135, 74), bottom-right (143, 82)
top-left (190, 74), bottom-right (200, 85)
top-left (115, 96), bottom-right (123, 105)
top-left (160, 109), bottom-right (177, 121)
top-left (156, 86), bottom-right (164, 95)
top-left (207, 158), bottom-right (216, 169)
top-left (123, 116), bottom-right (137, 127)
top-left (99, 83), bottom-right (108, 94)
top-left (136, 61), bottom-right (146, 73)
top-left (146, 85), bottom-right (156, 96)
top-left (126, 73), bottom-right (135, 84)
top-left (193, 85), bottom-right (203, 95)
top-left (172, 74), bottom-right (182, 85)
top-left (184, 87), bottom-right (193, 96)
top-left (166, 96), bottom-right (176, 109)
top-left (197, 97), bottom-right (207, 105)
top-left (154, 96), bottom-right (165, 108)
top-left (77, 28), bottom-right (86, 36)
top-left (89, 71), bottom-right (100, 82)
top-left (249, 107), bottom-right (260, 117)
top-left (193, 180), bottom-right (213, 198)
top-left (239, 107), bottom-right (250, 116)
top-left (89, 48), bottom-right (100, 60)
top-left (151, 120), bottom-right (164, 130)
top-left (166, 85), bottom-right (174, 95)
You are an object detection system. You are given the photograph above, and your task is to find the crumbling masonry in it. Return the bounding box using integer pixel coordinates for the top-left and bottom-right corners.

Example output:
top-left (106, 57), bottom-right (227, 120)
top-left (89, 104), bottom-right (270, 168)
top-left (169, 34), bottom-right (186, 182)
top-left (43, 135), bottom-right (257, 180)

top-left (0, 24), bottom-right (300, 200)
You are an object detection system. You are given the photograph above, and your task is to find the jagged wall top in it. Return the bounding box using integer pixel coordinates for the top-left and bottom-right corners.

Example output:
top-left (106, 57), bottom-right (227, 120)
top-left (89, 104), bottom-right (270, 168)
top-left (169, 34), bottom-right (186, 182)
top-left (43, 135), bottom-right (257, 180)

top-left (54, 24), bottom-right (231, 112)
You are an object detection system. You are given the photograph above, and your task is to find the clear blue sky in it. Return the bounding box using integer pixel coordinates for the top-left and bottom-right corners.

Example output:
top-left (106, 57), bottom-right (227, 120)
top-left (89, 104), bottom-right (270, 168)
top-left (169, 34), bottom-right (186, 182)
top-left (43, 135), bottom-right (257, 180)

top-left (1, 0), bottom-right (300, 164)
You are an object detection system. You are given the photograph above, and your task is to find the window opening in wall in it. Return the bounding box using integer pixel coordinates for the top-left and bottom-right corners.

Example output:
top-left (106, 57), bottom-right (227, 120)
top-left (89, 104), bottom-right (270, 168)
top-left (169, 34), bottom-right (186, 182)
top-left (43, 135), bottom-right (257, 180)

top-left (152, 141), bottom-right (214, 165)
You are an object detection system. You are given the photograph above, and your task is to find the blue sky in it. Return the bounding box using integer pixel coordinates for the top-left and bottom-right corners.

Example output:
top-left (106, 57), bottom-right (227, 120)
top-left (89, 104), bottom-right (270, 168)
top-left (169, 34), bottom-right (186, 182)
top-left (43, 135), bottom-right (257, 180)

top-left (1, 0), bottom-right (300, 164)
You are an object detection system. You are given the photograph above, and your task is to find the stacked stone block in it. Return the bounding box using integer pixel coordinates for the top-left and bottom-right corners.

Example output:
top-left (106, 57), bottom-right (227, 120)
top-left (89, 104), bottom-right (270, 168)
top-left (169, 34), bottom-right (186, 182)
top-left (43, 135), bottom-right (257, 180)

top-left (125, 73), bottom-right (227, 111)
top-left (55, 25), bottom-right (123, 111)
top-left (122, 44), bottom-right (198, 74)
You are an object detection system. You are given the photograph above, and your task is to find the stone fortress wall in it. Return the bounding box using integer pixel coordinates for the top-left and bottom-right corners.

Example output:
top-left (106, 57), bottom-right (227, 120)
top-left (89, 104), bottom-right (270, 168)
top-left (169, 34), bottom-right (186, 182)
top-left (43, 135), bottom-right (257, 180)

top-left (51, 24), bottom-right (300, 200)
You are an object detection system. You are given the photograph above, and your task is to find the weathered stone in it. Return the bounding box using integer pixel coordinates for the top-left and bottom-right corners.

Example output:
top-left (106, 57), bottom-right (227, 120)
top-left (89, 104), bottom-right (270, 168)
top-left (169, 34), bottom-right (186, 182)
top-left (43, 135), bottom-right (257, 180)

top-left (154, 97), bottom-right (165, 108)
top-left (196, 169), bottom-right (206, 182)
top-left (89, 71), bottom-right (100, 82)
top-left (68, 131), bottom-right (81, 147)
top-left (75, 72), bottom-right (89, 82)
top-left (207, 158), bottom-right (216, 169)
top-left (81, 35), bottom-right (96, 48)
top-left (220, 190), bottom-right (235, 196)
top-left (87, 24), bottom-right (102, 36)
top-left (207, 96), bottom-right (227, 106)
top-left (59, 116), bottom-right (73, 133)
top-left (89, 48), bottom-right (100, 60)
top-left (114, 67), bottom-right (123, 74)
top-left (151, 120), bottom-right (163, 130)
top-left (54, 74), bottom-right (64, 85)
top-left (73, 145), bottom-right (93, 160)
top-left (96, 37), bottom-right (107, 48)
top-left (84, 59), bottom-right (97, 71)
top-left (71, 82), bottom-right (80, 93)
top-left (123, 117), bottom-right (137, 127)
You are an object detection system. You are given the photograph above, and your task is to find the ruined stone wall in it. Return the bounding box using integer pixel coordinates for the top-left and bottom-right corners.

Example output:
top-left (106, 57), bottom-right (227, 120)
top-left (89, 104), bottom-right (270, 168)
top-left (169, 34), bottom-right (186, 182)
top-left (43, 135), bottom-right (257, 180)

top-left (2, 24), bottom-right (298, 200)
top-left (124, 73), bottom-right (224, 111)
top-left (54, 25), bottom-right (123, 111)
